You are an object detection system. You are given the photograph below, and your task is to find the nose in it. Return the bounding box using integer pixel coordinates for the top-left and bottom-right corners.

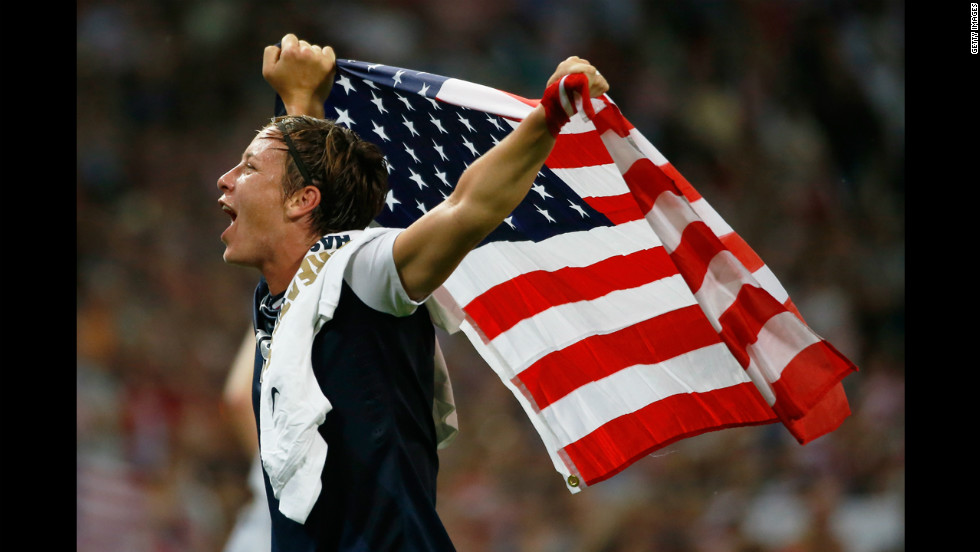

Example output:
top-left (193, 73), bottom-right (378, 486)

top-left (217, 166), bottom-right (235, 193)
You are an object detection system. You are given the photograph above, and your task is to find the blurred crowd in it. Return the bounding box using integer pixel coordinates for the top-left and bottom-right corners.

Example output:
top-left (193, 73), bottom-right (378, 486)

top-left (76, 1), bottom-right (904, 551)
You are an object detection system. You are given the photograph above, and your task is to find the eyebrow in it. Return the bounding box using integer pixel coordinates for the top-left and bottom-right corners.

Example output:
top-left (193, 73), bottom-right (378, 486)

top-left (242, 134), bottom-right (289, 162)
top-left (239, 133), bottom-right (290, 166)
top-left (240, 150), bottom-right (262, 166)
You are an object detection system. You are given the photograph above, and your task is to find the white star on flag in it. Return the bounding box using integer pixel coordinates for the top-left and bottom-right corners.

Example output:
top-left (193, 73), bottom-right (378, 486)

top-left (569, 201), bottom-right (589, 218)
top-left (435, 169), bottom-right (450, 187)
top-left (334, 108), bottom-right (355, 128)
top-left (408, 168), bottom-right (428, 189)
top-left (336, 75), bottom-right (356, 95)
top-left (432, 140), bottom-right (449, 161)
top-left (457, 114), bottom-right (475, 132)
top-left (535, 205), bottom-right (556, 223)
top-left (384, 189), bottom-right (400, 211)
top-left (462, 137), bottom-right (479, 157)
top-left (370, 121), bottom-right (390, 141)
top-left (419, 83), bottom-right (438, 108)
top-left (397, 94), bottom-right (415, 111)
top-left (370, 92), bottom-right (387, 113)
top-left (429, 114), bottom-right (448, 134)
top-left (402, 115), bottom-right (419, 136)
top-left (531, 183), bottom-right (553, 200)
top-left (404, 144), bottom-right (420, 164)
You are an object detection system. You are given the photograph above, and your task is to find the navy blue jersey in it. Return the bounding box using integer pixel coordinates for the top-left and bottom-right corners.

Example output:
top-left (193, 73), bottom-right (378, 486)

top-left (251, 278), bottom-right (456, 552)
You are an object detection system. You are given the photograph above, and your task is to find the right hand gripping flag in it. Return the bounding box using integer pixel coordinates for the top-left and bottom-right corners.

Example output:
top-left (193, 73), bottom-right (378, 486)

top-left (289, 59), bottom-right (858, 492)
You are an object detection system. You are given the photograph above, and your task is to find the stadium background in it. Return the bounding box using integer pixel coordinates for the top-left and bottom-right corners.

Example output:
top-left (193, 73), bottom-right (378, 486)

top-left (76, 1), bottom-right (905, 551)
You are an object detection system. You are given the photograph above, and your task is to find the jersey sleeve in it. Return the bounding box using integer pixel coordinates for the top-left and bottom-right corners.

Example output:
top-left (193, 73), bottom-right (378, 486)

top-left (343, 228), bottom-right (425, 317)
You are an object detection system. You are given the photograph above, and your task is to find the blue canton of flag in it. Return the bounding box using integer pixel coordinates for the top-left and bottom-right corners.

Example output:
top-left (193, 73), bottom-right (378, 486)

top-left (276, 59), bottom-right (613, 245)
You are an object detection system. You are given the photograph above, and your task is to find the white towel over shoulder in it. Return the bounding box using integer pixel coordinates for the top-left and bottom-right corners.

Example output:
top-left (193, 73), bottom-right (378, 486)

top-left (259, 228), bottom-right (458, 524)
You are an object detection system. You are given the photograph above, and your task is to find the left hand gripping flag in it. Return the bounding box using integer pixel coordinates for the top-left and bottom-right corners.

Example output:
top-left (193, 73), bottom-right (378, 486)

top-left (274, 59), bottom-right (858, 492)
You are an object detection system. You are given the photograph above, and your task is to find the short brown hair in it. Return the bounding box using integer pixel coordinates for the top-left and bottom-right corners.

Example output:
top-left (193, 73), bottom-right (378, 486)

top-left (268, 115), bottom-right (388, 236)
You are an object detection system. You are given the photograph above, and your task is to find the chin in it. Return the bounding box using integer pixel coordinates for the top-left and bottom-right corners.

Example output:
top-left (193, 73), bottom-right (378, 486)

top-left (223, 249), bottom-right (261, 270)
top-left (222, 248), bottom-right (245, 266)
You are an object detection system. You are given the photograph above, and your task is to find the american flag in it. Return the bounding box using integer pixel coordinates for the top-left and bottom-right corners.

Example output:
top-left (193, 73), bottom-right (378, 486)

top-left (275, 59), bottom-right (858, 492)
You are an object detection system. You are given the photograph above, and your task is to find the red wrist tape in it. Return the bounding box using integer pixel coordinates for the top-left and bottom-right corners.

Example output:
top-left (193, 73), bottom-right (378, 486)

top-left (540, 73), bottom-right (595, 137)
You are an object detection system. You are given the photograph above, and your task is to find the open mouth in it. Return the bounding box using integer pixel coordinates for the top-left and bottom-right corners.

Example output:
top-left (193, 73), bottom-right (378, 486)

top-left (219, 202), bottom-right (237, 245)
top-left (221, 203), bottom-right (238, 222)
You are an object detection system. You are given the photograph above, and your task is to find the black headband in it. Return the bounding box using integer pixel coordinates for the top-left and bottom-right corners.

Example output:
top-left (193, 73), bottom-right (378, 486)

top-left (275, 119), bottom-right (315, 187)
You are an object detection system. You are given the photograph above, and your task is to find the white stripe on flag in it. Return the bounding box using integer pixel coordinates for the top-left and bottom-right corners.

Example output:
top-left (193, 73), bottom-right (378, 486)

top-left (747, 311), bottom-right (824, 386)
top-left (560, 110), bottom-right (602, 135)
top-left (558, 76), bottom-right (575, 117)
top-left (616, 127), bottom-right (792, 307)
top-left (647, 190), bottom-right (701, 253)
top-left (550, 164), bottom-right (630, 199)
top-left (435, 78), bottom-right (533, 120)
top-left (541, 342), bottom-right (750, 447)
top-left (689, 197), bottom-right (736, 242)
top-left (488, 274), bottom-right (696, 376)
top-left (459, 323), bottom-right (576, 479)
top-left (693, 250), bottom-right (757, 326)
top-left (752, 264), bottom-right (790, 306)
top-left (628, 126), bottom-right (671, 167)
top-left (600, 128), bottom-right (647, 174)
top-left (443, 219), bottom-right (663, 306)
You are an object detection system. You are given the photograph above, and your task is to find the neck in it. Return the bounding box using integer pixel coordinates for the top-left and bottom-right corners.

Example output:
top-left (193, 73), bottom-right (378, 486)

top-left (261, 232), bottom-right (320, 295)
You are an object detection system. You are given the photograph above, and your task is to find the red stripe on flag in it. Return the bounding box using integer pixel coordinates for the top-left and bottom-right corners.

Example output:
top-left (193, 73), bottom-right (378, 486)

top-left (770, 341), bottom-right (858, 422)
top-left (621, 158), bottom-right (681, 213)
top-left (499, 90), bottom-right (540, 108)
top-left (781, 382), bottom-right (852, 444)
top-left (588, 102), bottom-right (697, 203)
top-left (581, 194), bottom-right (644, 224)
top-left (619, 152), bottom-right (766, 285)
top-left (561, 382), bottom-right (776, 486)
top-left (712, 285), bottom-right (857, 443)
top-left (545, 131), bottom-right (613, 168)
top-left (621, 156), bottom-right (768, 278)
top-left (516, 304), bottom-right (723, 409)
top-left (719, 232), bottom-right (765, 273)
top-left (659, 162), bottom-right (702, 202)
top-left (782, 297), bottom-right (805, 321)
top-left (668, 220), bottom-right (732, 292)
top-left (716, 284), bottom-right (788, 369)
top-left (464, 248), bottom-right (679, 341)
top-left (591, 98), bottom-right (635, 138)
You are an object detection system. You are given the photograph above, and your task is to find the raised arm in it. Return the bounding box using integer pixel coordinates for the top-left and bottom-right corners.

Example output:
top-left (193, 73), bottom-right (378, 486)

top-left (393, 57), bottom-right (608, 300)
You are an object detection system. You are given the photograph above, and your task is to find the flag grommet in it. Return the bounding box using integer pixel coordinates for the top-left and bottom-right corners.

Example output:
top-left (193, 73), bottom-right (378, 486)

top-left (567, 475), bottom-right (580, 487)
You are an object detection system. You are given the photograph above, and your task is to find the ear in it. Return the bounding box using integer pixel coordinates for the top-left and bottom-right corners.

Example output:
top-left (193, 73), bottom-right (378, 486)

top-left (285, 185), bottom-right (321, 221)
